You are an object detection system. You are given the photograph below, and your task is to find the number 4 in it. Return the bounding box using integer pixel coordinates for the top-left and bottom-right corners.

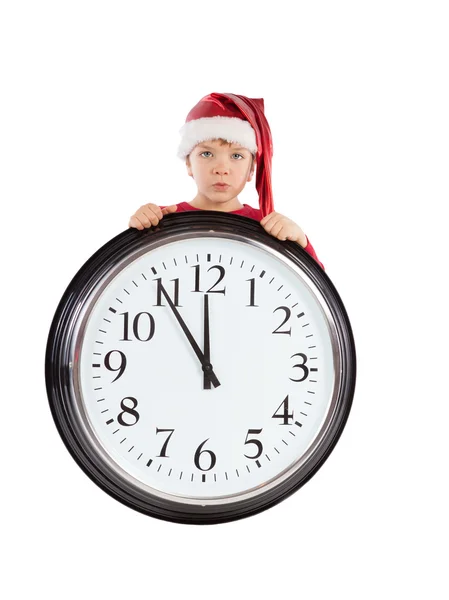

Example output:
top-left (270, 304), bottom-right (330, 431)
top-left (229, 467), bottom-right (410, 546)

top-left (272, 396), bottom-right (294, 425)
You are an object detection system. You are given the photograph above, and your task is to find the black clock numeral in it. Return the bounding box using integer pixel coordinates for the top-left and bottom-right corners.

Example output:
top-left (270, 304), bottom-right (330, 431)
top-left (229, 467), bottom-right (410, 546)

top-left (272, 395), bottom-right (294, 425)
top-left (154, 278), bottom-right (181, 307)
top-left (192, 264), bottom-right (202, 292)
top-left (194, 438), bottom-right (217, 471)
top-left (290, 352), bottom-right (309, 382)
top-left (272, 306), bottom-right (292, 335)
top-left (156, 428), bottom-right (175, 458)
top-left (191, 264), bottom-right (226, 294)
top-left (246, 278), bottom-right (259, 307)
top-left (117, 396), bottom-right (140, 426)
top-left (120, 312), bottom-right (155, 342)
top-left (244, 428), bottom-right (263, 459)
top-left (104, 350), bottom-right (127, 382)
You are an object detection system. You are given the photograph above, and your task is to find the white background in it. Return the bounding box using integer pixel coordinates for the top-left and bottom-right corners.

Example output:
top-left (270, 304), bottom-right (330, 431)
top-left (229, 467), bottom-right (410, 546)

top-left (1, 1), bottom-right (448, 598)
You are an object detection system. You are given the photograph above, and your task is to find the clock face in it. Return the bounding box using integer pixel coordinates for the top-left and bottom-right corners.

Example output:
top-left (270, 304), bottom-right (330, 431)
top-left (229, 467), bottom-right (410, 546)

top-left (72, 232), bottom-right (339, 505)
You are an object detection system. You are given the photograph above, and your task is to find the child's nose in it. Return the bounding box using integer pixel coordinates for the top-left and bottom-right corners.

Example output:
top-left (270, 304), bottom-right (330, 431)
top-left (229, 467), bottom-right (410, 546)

top-left (214, 164), bottom-right (230, 174)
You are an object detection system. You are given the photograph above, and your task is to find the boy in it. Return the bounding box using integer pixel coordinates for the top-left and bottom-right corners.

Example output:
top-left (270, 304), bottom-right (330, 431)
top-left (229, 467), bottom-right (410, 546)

top-left (129, 93), bottom-right (324, 271)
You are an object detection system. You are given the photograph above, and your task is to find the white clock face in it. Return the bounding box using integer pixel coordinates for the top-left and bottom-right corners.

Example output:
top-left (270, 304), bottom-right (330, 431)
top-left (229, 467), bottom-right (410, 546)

top-left (74, 233), bottom-right (338, 503)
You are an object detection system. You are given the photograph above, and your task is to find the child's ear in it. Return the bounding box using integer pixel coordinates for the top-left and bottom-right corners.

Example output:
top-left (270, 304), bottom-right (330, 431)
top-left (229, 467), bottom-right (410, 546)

top-left (186, 157), bottom-right (193, 178)
top-left (247, 155), bottom-right (256, 182)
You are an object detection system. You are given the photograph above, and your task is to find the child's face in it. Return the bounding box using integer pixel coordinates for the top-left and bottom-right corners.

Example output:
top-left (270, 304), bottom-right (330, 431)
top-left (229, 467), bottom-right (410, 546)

top-left (186, 139), bottom-right (255, 205)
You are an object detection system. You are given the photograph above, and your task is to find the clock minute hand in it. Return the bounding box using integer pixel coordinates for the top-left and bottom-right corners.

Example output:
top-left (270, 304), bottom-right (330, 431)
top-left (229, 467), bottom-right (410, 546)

top-left (159, 284), bottom-right (221, 388)
top-left (203, 294), bottom-right (212, 390)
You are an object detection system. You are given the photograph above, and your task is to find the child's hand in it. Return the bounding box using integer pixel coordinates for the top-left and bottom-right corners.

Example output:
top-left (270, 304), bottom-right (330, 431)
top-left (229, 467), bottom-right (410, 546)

top-left (129, 203), bottom-right (178, 230)
top-left (260, 211), bottom-right (308, 247)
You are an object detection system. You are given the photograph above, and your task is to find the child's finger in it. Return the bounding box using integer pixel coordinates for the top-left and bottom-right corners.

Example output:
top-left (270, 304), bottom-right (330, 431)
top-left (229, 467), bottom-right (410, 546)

top-left (261, 214), bottom-right (280, 233)
top-left (161, 204), bottom-right (178, 214)
top-left (271, 221), bottom-right (285, 239)
top-left (260, 211), bottom-right (277, 225)
top-left (142, 206), bottom-right (162, 221)
top-left (129, 216), bottom-right (144, 230)
top-left (140, 211), bottom-right (160, 226)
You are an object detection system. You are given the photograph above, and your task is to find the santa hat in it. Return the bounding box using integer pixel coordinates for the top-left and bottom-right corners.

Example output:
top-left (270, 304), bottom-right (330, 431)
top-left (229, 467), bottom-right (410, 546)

top-left (177, 93), bottom-right (274, 217)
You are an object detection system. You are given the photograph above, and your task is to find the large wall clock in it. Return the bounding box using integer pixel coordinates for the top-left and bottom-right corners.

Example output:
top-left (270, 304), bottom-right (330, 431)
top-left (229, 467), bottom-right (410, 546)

top-left (46, 211), bottom-right (356, 524)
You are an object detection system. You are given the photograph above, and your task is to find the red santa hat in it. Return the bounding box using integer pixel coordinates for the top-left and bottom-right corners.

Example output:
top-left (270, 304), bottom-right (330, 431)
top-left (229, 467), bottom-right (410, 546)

top-left (177, 92), bottom-right (274, 217)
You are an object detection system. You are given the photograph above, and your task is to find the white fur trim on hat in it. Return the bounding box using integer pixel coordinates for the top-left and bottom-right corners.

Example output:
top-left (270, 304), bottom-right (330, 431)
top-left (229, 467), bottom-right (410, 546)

top-left (177, 116), bottom-right (257, 159)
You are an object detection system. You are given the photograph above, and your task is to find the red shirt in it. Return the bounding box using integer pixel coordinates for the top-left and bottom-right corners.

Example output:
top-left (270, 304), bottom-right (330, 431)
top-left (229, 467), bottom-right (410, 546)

top-left (160, 202), bottom-right (325, 271)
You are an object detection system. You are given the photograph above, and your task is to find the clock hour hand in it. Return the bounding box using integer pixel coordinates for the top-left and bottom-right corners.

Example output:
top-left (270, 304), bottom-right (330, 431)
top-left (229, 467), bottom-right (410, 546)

top-left (159, 284), bottom-right (221, 388)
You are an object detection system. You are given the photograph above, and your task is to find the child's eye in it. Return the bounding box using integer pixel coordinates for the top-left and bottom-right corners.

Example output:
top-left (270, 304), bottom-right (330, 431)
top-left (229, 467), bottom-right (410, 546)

top-left (199, 151), bottom-right (244, 160)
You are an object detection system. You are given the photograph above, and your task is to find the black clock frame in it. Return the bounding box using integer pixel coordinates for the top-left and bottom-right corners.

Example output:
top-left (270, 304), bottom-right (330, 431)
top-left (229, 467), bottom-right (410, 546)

top-left (45, 211), bottom-right (356, 525)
